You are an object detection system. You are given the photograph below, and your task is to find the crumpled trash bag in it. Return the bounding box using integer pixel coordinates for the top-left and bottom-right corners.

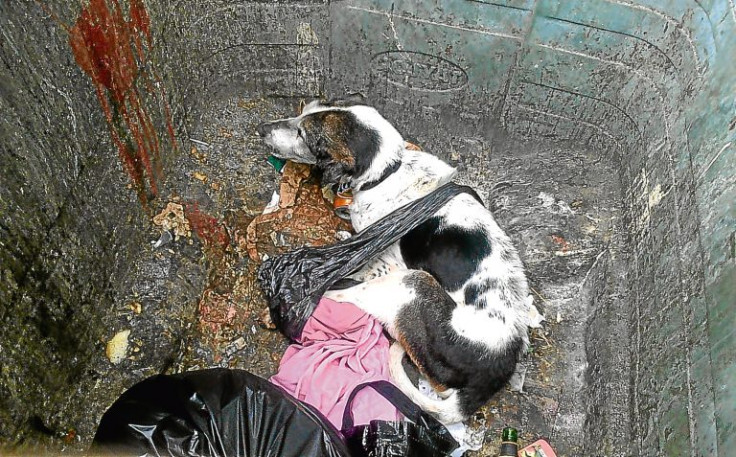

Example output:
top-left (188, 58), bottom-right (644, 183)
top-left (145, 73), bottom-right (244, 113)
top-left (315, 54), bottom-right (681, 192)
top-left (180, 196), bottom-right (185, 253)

top-left (258, 182), bottom-right (479, 340)
top-left (91, 368), bottom-right (350, 457)
top-left (341, 381), bottom-right (460, 457)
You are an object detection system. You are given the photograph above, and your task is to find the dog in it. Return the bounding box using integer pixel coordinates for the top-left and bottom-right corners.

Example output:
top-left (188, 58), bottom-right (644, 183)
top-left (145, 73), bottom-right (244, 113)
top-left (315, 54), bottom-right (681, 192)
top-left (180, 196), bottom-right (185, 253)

top-left (256, 94), bottom-right (536, 423)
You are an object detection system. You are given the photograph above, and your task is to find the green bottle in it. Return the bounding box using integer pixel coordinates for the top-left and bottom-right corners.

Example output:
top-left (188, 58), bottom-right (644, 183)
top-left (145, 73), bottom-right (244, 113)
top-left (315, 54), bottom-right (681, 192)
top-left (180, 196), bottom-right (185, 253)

top-left (499, 427), bottom-right (518, 456)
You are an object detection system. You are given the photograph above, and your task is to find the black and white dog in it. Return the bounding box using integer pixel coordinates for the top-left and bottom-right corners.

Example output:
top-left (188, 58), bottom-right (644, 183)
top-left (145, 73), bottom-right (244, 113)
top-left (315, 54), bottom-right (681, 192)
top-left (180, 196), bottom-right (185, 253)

top-left (256, 95), bottom-right (537, 423)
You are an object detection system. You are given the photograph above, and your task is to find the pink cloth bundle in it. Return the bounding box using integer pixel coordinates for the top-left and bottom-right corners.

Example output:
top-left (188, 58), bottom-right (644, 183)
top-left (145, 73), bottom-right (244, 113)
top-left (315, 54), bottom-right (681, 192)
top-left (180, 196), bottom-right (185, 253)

top-left (270, 298), bottom-right (401, 428)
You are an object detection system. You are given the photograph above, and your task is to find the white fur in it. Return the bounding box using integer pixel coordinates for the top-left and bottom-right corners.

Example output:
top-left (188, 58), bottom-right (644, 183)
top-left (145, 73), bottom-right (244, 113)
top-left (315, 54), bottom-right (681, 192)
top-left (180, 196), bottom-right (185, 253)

top-left (259, 115), bottom-right (315, 163)
top-left (322, 272), bottom-right (413, 336)
top-left (449, 306), bottom-right (516, 351)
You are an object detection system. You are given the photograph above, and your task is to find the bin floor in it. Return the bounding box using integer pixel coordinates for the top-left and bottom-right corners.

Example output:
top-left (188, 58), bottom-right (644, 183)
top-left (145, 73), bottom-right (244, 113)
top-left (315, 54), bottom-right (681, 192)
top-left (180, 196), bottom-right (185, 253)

top-left (81, 95), bottom-right (625, 456)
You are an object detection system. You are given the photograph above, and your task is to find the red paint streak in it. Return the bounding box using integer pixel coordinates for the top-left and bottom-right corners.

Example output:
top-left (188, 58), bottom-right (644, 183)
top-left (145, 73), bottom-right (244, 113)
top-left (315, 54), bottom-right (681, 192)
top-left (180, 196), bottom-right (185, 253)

top-left (66, 0), bottom-right (176, 206)
top-left (550, 234), bottom-right (570, 252)
top-left (185, 203), bottom-right (230, 254)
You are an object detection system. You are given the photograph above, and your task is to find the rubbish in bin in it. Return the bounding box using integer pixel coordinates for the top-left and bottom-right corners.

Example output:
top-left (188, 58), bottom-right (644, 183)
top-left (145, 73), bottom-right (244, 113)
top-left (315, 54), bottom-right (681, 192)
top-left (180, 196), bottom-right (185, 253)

top-left (270, 297), bottom-right (401, 428)
top-left (267, 154), bottom-right (287, 173)
top-left (151, 229), bottom-right (173, 248)
top-left (258, 181), bottom-right (476, 341)
top-left (243, 161), bottom-right (352, 262)
top-left (184, 202), bottom-right (230, 255)
top-left (152, 202), bottom-right (191, 240)
top-left (519, 439), bottom-right (558, 457)
top-left (198, 289), bottom-right (237, 334)
top-left (508, 363), bottom-right (529, 393)
top-left (105, 329), bottom-right (131, 365)
top-left (341, 380), bottom-right (460, 457)
top-left (92, 368), bottom-right (350, 457)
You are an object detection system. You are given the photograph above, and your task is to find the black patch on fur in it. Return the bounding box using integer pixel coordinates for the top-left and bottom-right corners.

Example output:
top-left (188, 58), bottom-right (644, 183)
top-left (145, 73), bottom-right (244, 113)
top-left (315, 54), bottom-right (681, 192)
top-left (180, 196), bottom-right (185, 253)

top-left (487, 309), bottom-right (506, 323)
top-left (463, 282), bottom-right (483, 305)
top-left (396, 272), bottom-right (522, 418)
top-left (464, 277), bottom-right (499, 307)
top-left (457, 337), bottom-right (521, 417)
top-left (303, 110), bottom-right (381, 185)
top-left (346, 120), bottom-right (382, 179)
top-left (400, 217), bottom-right (491, 292)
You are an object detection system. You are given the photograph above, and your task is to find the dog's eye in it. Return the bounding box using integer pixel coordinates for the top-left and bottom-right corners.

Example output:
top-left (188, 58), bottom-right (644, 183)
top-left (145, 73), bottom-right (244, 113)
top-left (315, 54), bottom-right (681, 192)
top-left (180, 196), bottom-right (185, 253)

top-left (297, 128), bottom-right (305, 139)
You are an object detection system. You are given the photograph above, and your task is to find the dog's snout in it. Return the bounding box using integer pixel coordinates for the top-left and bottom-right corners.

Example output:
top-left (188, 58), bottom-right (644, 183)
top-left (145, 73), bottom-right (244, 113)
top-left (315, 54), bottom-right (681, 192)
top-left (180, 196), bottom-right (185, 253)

top-left (256, 122), bottom-right (272, 137)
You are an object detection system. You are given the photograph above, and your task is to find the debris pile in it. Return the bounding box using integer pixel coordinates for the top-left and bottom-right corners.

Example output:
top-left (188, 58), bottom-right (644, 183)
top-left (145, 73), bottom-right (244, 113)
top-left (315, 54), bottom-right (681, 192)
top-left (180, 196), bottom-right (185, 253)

top-left (242, 162), bottom-right (353, 261)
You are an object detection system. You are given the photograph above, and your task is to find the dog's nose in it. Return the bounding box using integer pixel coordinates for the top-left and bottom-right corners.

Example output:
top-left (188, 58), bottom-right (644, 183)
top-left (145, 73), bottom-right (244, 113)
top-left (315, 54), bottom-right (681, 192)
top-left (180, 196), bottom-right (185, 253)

top-left (256, 122), bottom-right (271, 137)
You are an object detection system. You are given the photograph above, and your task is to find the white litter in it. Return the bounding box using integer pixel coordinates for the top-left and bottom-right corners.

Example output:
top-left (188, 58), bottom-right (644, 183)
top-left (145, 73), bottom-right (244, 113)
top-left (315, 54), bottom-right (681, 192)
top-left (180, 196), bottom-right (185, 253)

top-left (537, 192), bottom-right (574, 215)
top-left (151, 230), bottom-right (173, 248)
top-left (262, 191), bottom-right (280, 214)
top-left (525, 295), bottom-right (545, 329)
top-left (509, 363), bottom-right (528, 393)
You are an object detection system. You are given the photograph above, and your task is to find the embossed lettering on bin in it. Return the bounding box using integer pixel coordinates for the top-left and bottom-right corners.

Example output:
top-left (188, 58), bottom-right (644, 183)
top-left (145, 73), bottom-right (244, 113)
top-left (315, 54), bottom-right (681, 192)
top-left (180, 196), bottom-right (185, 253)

top-left (371, 51), bottom-right (468, 92)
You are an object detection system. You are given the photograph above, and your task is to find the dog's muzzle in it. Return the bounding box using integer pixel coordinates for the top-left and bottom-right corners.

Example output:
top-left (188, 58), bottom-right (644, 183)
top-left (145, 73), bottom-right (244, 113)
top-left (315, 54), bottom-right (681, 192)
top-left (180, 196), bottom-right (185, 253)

top-left (256, 122), bottom-right (274, 137)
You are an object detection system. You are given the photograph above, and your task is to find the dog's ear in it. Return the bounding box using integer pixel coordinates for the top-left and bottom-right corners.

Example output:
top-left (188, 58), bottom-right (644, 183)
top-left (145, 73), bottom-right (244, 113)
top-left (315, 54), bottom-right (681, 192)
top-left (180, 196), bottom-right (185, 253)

top-left (313, 136), bottom-right (353, 185)
top-left (303, 112), bottom-right (356, 165)
top-left (325, 93), bottom-right (367, 107)
top-left (310, 130), bottom-right (355, 168)
top-left (314, 136), bottom-right (330, 159)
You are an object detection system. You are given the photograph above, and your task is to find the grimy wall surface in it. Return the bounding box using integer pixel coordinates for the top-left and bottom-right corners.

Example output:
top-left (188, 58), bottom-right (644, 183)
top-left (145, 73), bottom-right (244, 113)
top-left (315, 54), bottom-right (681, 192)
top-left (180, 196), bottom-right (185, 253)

top-left (1, 0), bottom-right (155, 444)
top-left (0, 0), bottom-right (733, 455)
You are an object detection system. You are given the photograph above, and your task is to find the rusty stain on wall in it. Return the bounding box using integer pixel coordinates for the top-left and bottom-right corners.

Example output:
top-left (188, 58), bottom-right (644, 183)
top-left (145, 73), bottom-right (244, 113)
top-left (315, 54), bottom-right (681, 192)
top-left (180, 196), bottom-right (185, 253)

top-left (63, 0), bottom-right (177, 205)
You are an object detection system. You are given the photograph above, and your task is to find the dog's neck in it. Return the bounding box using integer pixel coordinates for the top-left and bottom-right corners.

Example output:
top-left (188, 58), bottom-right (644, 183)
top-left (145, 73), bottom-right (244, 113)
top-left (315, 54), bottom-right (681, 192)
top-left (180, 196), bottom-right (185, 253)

top-left (356, 160), bottom-right (402, 191)
top-left (349, 149), bottom-right (458, 231)
top-left (348, 123), bottom-right (405, 191)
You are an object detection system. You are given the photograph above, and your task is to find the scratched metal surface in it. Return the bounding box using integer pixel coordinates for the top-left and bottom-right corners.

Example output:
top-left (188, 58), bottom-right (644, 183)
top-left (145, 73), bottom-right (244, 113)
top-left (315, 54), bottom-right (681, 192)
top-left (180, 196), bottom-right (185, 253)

top-left (1, 0), bottom-right (734, 455)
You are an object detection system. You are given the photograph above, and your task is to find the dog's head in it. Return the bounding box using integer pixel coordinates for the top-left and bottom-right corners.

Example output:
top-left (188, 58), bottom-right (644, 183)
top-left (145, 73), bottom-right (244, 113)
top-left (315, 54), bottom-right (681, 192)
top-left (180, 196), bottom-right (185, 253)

top-left (256, 94), bottom-right (404, 185)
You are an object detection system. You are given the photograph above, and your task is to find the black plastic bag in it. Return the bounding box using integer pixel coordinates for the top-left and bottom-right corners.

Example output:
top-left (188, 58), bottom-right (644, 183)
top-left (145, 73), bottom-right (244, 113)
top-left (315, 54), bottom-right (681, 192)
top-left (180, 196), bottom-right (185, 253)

top-left (258, 182), bottom-right (479, 340)
top-left (92, 368), bottom-right (350, 457)
top-left (341, 381), bottom-right (459, 457)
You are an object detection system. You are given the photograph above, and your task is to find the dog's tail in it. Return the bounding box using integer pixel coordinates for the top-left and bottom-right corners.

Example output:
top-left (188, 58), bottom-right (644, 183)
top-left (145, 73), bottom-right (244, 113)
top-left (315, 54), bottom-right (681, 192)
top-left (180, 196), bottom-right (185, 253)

top-left (388, 343), bottom-right (465, 424)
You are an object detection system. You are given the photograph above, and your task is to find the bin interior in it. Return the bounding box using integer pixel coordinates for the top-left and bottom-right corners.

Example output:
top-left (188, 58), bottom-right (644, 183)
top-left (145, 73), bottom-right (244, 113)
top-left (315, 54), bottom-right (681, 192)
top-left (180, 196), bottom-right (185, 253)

top-left (1, 1), bottom-right (734, 455)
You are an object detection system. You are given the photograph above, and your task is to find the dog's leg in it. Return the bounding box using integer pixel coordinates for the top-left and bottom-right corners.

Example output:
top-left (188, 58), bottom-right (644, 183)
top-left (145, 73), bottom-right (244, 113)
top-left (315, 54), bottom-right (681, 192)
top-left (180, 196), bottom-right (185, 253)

top-left (323, 270), bottom-right (416, 331)
top-left (325, 270), bottom-right (472, 423)
top-left (389, 343), bottom-right (465, 424)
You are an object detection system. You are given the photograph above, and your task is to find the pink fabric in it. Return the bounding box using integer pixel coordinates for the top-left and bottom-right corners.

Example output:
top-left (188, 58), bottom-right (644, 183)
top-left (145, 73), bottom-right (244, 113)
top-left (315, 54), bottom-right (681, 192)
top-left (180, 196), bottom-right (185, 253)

top-left (270, 298), bottom-right (401, 428)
